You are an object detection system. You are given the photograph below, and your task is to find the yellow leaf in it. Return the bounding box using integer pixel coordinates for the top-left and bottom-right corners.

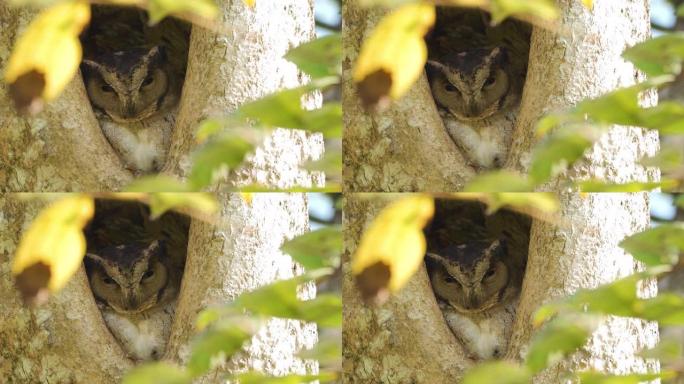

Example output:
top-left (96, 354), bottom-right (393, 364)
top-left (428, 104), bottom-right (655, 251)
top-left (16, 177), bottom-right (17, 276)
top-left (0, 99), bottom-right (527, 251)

top-left (243, 0), bottom-right (256, 7)
top-left (352, 195), bottom-right (434, 304)
top-left (12, 195), bottom-right (94, 305)
top-left (581, 0), bottom-right (593, 10)
top-left (4, 1), bottom-right (90, 114)
top-left (240, 193), bottom-right (253, 205)
top-left (353, 3), bottom-right (435, 110)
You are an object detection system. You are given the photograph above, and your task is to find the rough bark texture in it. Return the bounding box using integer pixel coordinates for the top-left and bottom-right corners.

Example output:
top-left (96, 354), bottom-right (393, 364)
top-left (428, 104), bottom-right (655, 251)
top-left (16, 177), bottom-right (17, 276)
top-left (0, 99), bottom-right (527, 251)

top-left (0, 193), bottom-right (317, 383)
top-left (166, 193), bottom-right (318, 381)
top-left (343, 0), bottom-right (660, 192)
top-left (342, 2), bottom-right (474, 193)
top-left (0, 0), bottom-right (323, 192)
top-left (0, 7), bottom-right (132, 192)
top-left (507, 0), bottom-right (659, 186)
top-left (164, 1), bottom-right (325, 189)
top-left (342, 196), bottom-right (471, 384)
top-left (342, 193), bottom-right (659, 384)
top-left (0, 196), bottom-right (132, 382)
top-left (507, 193), bottom-right (659, 382)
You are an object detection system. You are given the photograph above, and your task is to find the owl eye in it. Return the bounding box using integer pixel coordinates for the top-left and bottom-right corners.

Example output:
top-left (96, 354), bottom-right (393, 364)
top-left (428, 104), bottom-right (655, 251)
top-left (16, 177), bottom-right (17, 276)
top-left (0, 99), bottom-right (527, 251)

top-left (484, 74), bottom-right (496, 87)
top-left (444, 84), bottom-right (458, 92)
top-left (444, 276), bottom-right (457, 284)
top-left (142, 269), bottom-right (154, 280)
top-left (484, 268), bottom-right (496, 279)
top-left (101, 84), bottom-right (114, 93)
top-left (142, 76), bottom-right (154, 87)
top-left (103, 277), bottom-right (116, 285)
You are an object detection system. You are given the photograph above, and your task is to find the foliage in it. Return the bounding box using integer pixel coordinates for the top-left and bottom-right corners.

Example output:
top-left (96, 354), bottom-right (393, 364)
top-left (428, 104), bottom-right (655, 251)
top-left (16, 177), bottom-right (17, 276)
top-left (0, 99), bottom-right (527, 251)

top-left (124, 215), bottom-right (343, 383)
top-left (352, 0), bottom-right (684, 192)
top-left (4, 1), bottom-right (341, 192)
top-left (351, 195), bottom-right (434, 304)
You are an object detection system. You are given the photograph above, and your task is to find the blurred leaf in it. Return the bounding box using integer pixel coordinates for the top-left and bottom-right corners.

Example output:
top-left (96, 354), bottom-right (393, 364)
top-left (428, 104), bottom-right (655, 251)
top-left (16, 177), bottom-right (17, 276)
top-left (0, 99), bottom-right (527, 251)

top-left (147, 0), bottom-right (218, 24)
top-left (122, 362), bottom-right (191, 384)
top-left (581, 0), bottom-right (593, 9)
top-left (679, 4), bottom-right (684, 17)
top-left (677, 195), bottom-right (684, 208)
top-left (640, 147), bottom-right (684, 173)
top-left (281, 226), bottom-right (342, 269)
top-left (578, 180), bottom-right (679, 192)
top-left (462, 361), bottom-right (531, 384)
top-left (298, 329), bottom-right (341, 370)
top-left (353, 3), bottom-right (435, 110)
top-left (577, 371), bottom-right (673, 384)
top-left (463, 171), bottom-right (534, 192)
top-left (231, 372), bottom-right (337, 384)
top-left (351, 195), bottom-right (434, 304)
top-left (638, 293), bottom-right (684, 326)
top-left (124, 175), bottom-right (191, 192)
top-left (485, 0), bottom-right (558, 24)
top-left (526, 316), bottom-right (597, 374)
top-left (286, 34), bottom-right (342, 78)
top-left (530, 124), bottom-right (599, 184)
top-left (236, 87), bottom-right (342, 138)
top-left (12, 195), bottom-right (94, 305)
top-left (4, 1), bottom-right (90, 114)
top-left (189, 133), bottom-right (255, 189)
top-left (243, 0), bottom-right (255, 7)
top-left (620, 224), bottom-right (684, 266)
top-left (234, 278), bottom-right (342, 328)
top-left (188, 319), bottom-right (256, 376)
top-left (147, 193), bottom-right (218, 219)
top-left (639, 339), bottom-right (682, 364)
top-left (623, 33), bottom-right (684, 76)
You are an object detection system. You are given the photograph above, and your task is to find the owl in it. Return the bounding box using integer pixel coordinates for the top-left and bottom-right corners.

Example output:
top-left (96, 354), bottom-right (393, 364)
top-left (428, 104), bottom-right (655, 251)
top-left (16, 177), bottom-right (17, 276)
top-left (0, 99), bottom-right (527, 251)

top-left (80, 6), bottom-right (189, 174)
top-left (81, 46), bottom-right (176, 174)
top-left (85, 240), bottom-right (181, 360)
top-left (425, 239), bottom-right (522, 360)
top-left (425, 8), bottom-right (530, 169)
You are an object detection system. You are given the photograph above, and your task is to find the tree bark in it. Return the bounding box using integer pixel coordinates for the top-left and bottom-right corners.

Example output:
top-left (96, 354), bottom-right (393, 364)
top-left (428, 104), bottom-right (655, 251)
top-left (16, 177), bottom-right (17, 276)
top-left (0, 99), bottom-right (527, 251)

top-left (0, 1), bottom-right (324, 192)
top-left (342, 0), bottom-right (659, 192)
top-left (342, 2), bottom-right (474, 193)
top-left (507, 0), bottom-right (659, 186)
top-left (342, 192), bottom-right (659, 383)
top-left (0, 193), bottom-right (317, 382)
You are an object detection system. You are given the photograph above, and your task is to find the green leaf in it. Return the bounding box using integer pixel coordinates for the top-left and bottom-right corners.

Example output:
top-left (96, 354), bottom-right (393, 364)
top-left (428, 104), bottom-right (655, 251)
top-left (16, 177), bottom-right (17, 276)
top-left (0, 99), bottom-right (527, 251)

top-left (578, 180), bottom-right (678, 192)
top-left (147, 0), bottom-right (218, 24)
top-left (231, 372), bottom-right (338, 384)
top-left (463, 171), bottom-right (534, 192)
top-left (187, 319), bottom-right (257, 376)
top-left (281, 226), bottom-right (342, 269)
top-left (638, 293), bottom-right (684, 325)
top-left (619, 224), bottom-right (684, 267)
top-left (488, 0), bottom-right (559, 24)
top-left (577, 371), bottom-right (673, 384)
top-left (236, 87), bottom-right (342, 138)
top-left (146, 193), bottom-right (218, 219)
top-left (124, 175), bottom-right (191, 192)
top-left (122, 362), bottom-right (191, 384)
top-left (638, 339), bottom-right (682, 364)
top-left (529, 125), bottom-right (596, 184)
top-left (640, 147), bottom-right (684, 173)
top-left (676, 195), bottom-right (684, 208)
top-left (623, 33), bottom-right (684, 76)
top-left (189, 133), bottom-right (255, 189)
top-left (526, 315), bottom-right (597, 374)
top-left (462, 361), bottom-right (531, 384)
top-left (285, 34), bottom-right (342, 78)
top-left (234, 277), bottom-right (342, 327)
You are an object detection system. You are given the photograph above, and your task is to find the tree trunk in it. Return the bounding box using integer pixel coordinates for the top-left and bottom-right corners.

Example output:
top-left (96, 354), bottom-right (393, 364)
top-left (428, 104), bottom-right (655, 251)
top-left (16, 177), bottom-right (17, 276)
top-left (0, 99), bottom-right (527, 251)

top-left (341, 192), bottom-right (659, 383)
top-left (0, 193), bottom-right (316, 382)
top-left (0, 1), bottom-right (324, 192)
top-left (342, 0), bottom-right (659, 192)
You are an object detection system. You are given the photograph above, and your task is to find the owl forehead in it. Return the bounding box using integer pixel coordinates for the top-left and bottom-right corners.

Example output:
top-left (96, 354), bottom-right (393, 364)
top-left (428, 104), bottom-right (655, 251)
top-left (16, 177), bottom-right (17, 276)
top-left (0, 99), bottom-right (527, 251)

top-left (441, 241), bottom-right (495, 270)
top-left (96, 49), bottom-right (156, 88)
top-left (99, 243), bottom-right (153, 270)
top-left (442, 48), bottom-right (503, 82)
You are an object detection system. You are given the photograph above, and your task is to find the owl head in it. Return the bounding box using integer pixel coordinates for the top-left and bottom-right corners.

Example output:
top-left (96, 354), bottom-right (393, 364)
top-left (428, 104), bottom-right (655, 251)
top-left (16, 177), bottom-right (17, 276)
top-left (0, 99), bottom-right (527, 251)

top-left (81, 46), bottom-right (169, 123)
top-left (85, 240), bottom-right (169, 314)
top-left (427, 47), bottom-right (510, 121)
top-left (425, 239), bottom-right (509, 313)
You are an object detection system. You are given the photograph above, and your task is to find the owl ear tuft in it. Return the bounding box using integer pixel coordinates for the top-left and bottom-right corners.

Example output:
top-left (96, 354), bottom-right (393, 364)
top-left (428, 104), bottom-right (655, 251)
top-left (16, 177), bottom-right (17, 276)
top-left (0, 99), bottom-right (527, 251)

top-left (144, 46), bottom-right (165, 65)
top-left (426, 60), bottom-right (448, 74)
top-left (487, 47), bottom-right (508, 65)
top-left (80, 59), bottom-right (101, 75)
